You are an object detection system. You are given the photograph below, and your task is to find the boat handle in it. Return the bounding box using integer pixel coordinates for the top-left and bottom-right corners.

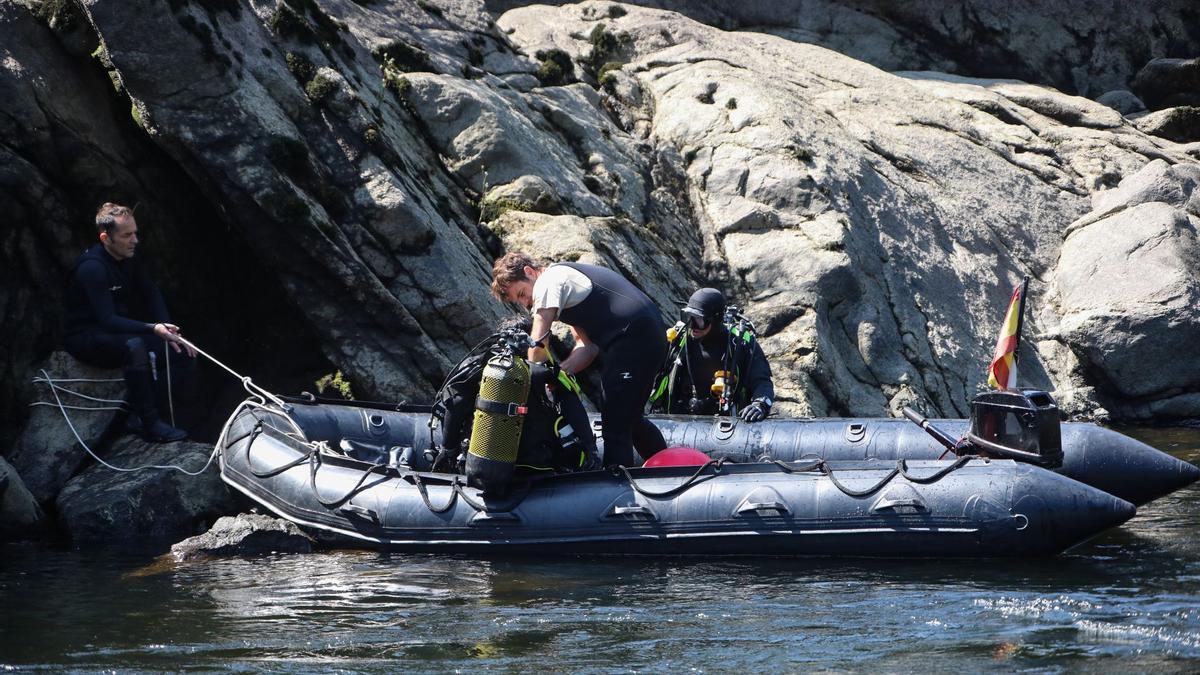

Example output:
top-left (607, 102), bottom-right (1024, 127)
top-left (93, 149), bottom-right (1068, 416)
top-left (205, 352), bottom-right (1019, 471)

top-left (610, 505), bottom-right (656, 520)
top-left (736, 500), bottom-right (790, 515)
top-left (714, 418), bottom-right (737, 441)
top-left (469, 511), bottom-right (521, 525)
top-left (870, 497), bottom-right (927, 513)
top-left (339, 504), bottom-right (379, 522)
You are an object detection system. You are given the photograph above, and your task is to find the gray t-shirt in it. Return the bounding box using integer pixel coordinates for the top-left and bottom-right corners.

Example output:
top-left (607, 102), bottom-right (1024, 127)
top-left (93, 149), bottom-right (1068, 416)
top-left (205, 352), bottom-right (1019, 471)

top-left (532, 264), bottom-right (593, 312)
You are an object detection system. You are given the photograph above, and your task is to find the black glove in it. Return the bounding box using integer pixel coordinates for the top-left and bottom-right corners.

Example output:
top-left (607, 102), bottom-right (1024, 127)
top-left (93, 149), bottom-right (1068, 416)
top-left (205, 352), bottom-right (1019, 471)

top-left (739, 398), bottom-right (771, 423)
top-left (580, 447), bottom-right (603, 471)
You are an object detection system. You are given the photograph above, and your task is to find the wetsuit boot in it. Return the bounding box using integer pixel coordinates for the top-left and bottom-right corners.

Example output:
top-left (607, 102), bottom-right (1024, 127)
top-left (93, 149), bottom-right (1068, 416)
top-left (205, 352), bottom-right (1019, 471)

top-left (124, 365), bottom-right (187, 442)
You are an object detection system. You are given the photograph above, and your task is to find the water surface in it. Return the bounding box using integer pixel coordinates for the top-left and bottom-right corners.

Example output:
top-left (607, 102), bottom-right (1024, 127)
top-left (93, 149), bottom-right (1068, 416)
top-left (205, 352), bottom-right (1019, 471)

top-left (2, 427), bottom-right (1197, 672)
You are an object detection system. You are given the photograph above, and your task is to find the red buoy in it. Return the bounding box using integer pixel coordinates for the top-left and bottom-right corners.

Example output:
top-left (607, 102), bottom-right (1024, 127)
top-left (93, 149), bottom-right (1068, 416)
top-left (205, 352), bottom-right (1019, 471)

top-left (643, 446), bottom-right (711, 468)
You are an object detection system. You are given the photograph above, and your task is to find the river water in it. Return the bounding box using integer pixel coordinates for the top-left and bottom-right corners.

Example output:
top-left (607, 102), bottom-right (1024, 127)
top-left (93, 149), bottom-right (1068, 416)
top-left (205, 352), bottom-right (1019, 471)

top-left (2, 427), bottom-right (1198, 672)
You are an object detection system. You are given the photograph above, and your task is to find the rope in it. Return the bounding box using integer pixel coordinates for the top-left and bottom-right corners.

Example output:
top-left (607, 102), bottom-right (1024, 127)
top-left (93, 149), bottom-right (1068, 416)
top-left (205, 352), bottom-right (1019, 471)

top-left (307, 451), bottom-right (391, 509)
top-left (39, 368), bottom-right (219, 476)
top-left (34, 333), bottom-right (291, 476)
top-left (30, 377), bottom-right (128, 405)
top-left (412, 473), bottom-right (461, 513)
top-left (29, 377), bottom-right (123, 383)
top-left (173, 335), bottom-right (288, 409)
top-left (766, 456), bottom-right (973, 498)
top-left (165, 340), bottom-right (175, 427)
top-left (611, 458), bottom-right (731, 499)
top-left (29, 402), bottom-right (126, 411)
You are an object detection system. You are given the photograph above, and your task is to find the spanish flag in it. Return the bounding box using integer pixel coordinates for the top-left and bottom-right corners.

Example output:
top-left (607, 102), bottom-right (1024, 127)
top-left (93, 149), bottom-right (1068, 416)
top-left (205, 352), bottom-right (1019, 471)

top-left (987, 277), bottom-right (1029, 390)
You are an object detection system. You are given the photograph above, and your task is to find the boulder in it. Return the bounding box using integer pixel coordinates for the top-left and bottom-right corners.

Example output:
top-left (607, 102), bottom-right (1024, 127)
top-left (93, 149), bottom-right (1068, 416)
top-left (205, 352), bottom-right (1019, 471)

top-left (483, 175), bottom-right (564, 218)
top-left (1095, 90), bottom-right (1146, 116)
top-left (1134, 106), bottom-right (1200, 144)
top-left (1131, 57), bottom-right (1200, 110)
top-left (5, 351), bottom-right (125, 505)
top-left (56, 436), bottom-right (238, 545)
top-left (0, 455), bottom-right (46, 539)
top-left (1046, 160), bottom-right (1200, 420)
top-left (170, 513), bottom-right (313, 561)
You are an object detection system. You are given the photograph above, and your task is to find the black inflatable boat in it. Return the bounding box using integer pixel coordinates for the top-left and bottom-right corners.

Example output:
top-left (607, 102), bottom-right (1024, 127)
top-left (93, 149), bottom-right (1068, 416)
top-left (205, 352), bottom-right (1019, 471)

top-left (265, 390), bottom-right (1199, 507)
top-left (217, 396), bottom-right (1136, 557)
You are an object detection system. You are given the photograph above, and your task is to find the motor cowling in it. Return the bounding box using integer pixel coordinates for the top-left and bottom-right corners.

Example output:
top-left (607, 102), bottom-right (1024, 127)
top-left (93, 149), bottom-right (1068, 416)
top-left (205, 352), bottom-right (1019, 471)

top-left (968, 389), bottom-right (1063, 468)
top-left (466, 351), bottom-right (531, 493)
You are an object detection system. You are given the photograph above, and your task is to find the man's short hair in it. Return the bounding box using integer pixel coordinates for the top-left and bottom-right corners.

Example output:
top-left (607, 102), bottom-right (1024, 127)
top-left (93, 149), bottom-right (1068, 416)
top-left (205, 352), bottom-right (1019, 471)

top-left (95, 202), bottom-right (133, 235)
top-left (491, 251), bottom-right (542, 299)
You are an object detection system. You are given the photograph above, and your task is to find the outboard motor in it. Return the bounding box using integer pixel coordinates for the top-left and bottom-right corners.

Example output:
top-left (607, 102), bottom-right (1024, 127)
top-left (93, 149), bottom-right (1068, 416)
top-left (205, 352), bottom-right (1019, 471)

top-left (967, 389), bottom-right (1062, 468)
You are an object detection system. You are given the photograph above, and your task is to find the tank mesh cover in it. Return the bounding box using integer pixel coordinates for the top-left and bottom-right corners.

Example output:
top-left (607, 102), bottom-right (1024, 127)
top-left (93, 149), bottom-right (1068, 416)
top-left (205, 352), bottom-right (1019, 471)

top-left (468, 356), bottom-right (530, 462)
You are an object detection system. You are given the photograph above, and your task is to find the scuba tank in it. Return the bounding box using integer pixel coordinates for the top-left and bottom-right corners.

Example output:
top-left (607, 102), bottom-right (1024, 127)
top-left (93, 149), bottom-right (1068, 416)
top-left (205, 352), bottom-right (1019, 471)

top-left (466, 349), bottom-right (532, 493)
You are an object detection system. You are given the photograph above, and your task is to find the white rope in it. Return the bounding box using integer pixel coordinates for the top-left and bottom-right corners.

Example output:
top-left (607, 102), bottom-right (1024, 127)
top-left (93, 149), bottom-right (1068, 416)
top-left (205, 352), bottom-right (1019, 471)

top-left (36, 336), bottom-right (293, 476)
top-left (29, 402), bottom-right (126, 411)
top-left (165, 341), bottom-right (175, 427)
top-left (31, 377), bottom-right (128, 405)
top-left (174, 335), bottom-right (288, 409)
top-left (39, 368), bottom-right (218, 475)
top-left (29, 376), bottom-right (123, 383)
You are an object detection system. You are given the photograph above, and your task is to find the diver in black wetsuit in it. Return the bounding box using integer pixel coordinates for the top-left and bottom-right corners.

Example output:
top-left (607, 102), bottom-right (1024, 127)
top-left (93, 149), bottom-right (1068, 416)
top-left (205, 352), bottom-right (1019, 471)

top-left (649, 288), bottom-right (774, 422)
top-left (62, 203), bottom-right (196, 442)
top-left (491, 252), bottom-right (667, 467)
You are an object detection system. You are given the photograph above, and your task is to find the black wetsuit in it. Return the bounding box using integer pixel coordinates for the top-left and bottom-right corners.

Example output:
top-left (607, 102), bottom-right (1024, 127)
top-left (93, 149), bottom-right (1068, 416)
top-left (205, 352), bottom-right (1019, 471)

top-left (555, 262), bottom-right (667, 466)
top-left (654, 323), bottom-right (774, 415)
top-left (63, 244), bottom-right (170, 367)
top-left (62, 244), bottom-right (194, 434)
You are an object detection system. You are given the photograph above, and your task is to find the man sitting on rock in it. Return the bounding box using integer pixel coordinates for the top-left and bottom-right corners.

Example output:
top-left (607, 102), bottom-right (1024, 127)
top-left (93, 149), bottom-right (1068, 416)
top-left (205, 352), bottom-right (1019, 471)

top-left (648, 288), bottom-right (774, 422)
top-left (62, 203), bottom-right (196, 442)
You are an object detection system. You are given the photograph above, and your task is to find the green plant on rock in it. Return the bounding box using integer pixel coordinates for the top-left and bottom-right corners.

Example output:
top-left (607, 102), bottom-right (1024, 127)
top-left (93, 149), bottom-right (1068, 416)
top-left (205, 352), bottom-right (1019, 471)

top-left (315, 371), bottom-right (354, 399)
top-left (130, 103), bottom-right (146, 130)
top-left (584, 23), bottom-right (631, 75)
top-left (535, 48), bottom-right (574, 86)
top-left (480, 196), bottom-right (534, 222)
top-left (91, 42), bottom-right (113, 67)
top-left (304, 71), bottom-right (338, 104)
top-left (372, 39), bottom-right (432, 73)
top-left (30, 0), bottom-right (81, 31)
top-left (597, 61), bottom-right (622, 93)
top-left (267, 3), bottom-right (308, 39)
top-left (383, 67), bottom-right (412, 97)
top-left (286, 51), bottom-right (316, 82)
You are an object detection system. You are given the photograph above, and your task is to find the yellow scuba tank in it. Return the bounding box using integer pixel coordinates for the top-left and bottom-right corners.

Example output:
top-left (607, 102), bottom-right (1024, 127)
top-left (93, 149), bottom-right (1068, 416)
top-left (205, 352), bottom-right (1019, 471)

top-left (466, 351), bottom-right (531, 493)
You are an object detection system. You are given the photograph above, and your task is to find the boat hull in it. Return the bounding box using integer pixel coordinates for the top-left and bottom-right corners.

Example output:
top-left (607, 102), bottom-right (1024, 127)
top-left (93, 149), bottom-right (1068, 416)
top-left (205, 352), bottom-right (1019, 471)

top-left (219, 401), bottom-right (1135, 557)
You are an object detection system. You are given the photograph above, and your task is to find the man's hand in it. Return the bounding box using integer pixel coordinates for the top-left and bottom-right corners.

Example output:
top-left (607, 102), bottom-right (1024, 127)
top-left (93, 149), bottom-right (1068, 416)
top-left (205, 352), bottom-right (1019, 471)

top-left (153, 323), bottom-right (197, 358)
top-left (739, 398), bottom-right (771, 423)
top-left (580, 447), bottom-right (603, 471)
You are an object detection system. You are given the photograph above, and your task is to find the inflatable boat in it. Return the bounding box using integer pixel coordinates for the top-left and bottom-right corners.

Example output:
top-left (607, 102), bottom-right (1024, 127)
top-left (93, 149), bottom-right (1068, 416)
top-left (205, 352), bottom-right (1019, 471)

top-left (270, 390), bottom-right (1199, 507)
top-left (217, 396), bottom-right (1136, 557)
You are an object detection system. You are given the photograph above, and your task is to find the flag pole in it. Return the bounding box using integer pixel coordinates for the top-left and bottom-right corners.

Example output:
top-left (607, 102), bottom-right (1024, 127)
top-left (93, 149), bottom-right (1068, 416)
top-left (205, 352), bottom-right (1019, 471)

top-left (1012, 275), bottom-right (1030, 368)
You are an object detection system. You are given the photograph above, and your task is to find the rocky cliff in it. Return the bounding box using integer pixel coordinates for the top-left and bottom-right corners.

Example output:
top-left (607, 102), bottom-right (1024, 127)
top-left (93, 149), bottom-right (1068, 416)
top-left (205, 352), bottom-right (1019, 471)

top-left (2, 0), bottom-right (1198, 454)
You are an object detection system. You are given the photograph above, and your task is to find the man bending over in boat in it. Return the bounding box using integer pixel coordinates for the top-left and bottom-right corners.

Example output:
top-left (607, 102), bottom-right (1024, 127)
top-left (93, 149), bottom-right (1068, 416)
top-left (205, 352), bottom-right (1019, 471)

top-left (491, 252), bottom-right (667, 466)
top-left (649, 288), bottom-right (774, 422)
top-left (62, 202), bottom-right (196, 442)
